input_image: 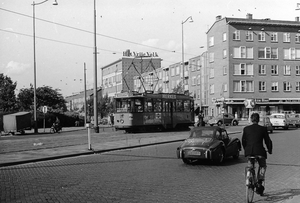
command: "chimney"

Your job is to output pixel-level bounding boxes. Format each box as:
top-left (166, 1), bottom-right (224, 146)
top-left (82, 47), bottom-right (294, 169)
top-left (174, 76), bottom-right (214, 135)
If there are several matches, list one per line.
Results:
top-left (296, 17), bottom-right (300, 22)
top-left (216, 15), bottom-right (222, 21)
top-left (246, 13), bottom-right (253, 19)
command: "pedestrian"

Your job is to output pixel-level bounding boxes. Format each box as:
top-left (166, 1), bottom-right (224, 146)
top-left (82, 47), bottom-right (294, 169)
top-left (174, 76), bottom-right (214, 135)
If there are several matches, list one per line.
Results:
top-left (197, 110), bottom-right (204, 126)
top-left (110, 113), bottom-right (114, 126)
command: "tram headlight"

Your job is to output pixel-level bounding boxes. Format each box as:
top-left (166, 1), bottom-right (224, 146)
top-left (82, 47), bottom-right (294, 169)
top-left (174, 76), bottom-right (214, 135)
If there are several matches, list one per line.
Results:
top-left (120, 119), bottom-right (124, 124)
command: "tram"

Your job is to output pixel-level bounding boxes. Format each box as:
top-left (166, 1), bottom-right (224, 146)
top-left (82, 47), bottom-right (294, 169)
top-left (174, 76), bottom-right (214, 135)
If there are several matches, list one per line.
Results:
top-left (114, 91), bottom-right (195, 132)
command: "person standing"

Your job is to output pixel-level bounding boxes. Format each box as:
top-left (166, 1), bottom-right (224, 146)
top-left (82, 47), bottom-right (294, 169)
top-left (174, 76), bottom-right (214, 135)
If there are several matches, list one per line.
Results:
top-left (242, 113), bottom-right (273, 195)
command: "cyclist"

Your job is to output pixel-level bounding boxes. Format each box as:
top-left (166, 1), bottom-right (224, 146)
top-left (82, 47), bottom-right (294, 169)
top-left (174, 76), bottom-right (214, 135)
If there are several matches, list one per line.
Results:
top-left (242, 113), bottom-right (273, 195)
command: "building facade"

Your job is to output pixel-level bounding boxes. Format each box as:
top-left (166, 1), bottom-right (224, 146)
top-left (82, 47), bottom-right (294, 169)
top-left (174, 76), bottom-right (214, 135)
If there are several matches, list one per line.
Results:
top-left (101, 49), bottom-right (162, 97)
top-left (207, 14), bottom-right (300, 119)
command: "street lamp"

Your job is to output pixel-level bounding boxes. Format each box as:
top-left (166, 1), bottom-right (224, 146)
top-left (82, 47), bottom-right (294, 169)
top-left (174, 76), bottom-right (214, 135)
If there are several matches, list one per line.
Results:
top-left (181, 16), bottom-right (193, 92)
top-left (32, 0), bottom-right (58, 133)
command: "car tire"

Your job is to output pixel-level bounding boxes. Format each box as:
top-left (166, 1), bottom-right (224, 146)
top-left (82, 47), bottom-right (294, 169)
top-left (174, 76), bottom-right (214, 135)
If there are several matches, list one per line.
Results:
top-left (214, 149), bottom-right (225, 164)
top-left (232, 120), bottom-right (238, 126)
top-left (233, 150), bottom-right (239, 159)
top-left (217, 121), bottom-right (222, 126)
top-left (210, 124), bottom-right (214, 127)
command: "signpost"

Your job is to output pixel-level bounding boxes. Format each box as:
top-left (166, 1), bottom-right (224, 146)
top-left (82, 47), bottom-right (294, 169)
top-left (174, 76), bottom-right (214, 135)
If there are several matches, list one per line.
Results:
top-left (42, 106), bottom-right (47, 132)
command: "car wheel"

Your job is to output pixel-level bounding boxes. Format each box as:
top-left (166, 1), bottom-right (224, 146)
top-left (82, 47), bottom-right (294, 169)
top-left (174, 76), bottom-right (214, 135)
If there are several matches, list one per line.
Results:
top-left (217, 121), bottom-right (222, 126)
top-left (232, 120), bottom-right (238, 126)
top-left (214, 149), bottom-right (225, 164)
top-left (284, 125), bottom-right (289, 130)
top-left (210, 124), bottom-right (214, 127)
top-left (233, 150), bottom-right (239, 159)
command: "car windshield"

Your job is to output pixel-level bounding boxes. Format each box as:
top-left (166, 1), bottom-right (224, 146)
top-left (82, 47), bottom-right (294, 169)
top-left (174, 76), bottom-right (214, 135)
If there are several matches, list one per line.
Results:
top-left (270, 114), bottom-right (285, 119)
top-left (189, 129), bottom-right (214, 138)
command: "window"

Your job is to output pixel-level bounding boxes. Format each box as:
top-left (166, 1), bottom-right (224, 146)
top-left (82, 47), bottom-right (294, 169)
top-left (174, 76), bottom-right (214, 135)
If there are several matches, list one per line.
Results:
top-left (197, 74), bottom-right (200, 84)
top-left (258, 32), bottom-right (266, 41)
top-left (233, 47), bottom-right (253, 58)
top-left (283, 65), bottom-right (291, 75)
top-left (223, 66), bottom-right (227, 75)
top-left (296, 66), bottom-right (300, 75)
top-left (209, 52), bottom-right (214, 63)
top-left (175, 65), bottom-right (180, 75)
top-left (258, 47), bottom-right (278, 59)
top-left (246, 31), bottom-right (253, 41)
top-left (283, 48), bottom-right (300, 60)
top-left (197, 89), bottom-right (200, 99)
top-left (210, 84), bottom-right (214, 94)
top-left (209, 36), bottom-right (214, 47)
top-left (223, 49), bottom-right (227, 58)
top-left (296, 34), bottom-right (300, 43)
top-left (233, 64), bottom-right (253, 75)
top-left (271, 65), bottom-right (278, 75)
top-left (223, 32), bottom-right (227, 41)
top-left (233, 30), bottom-right (240, 40)
top-left (233, 80), bottom-right (254, 92)
top-left (171, 66), bottom-right (175, 76)
top-left (296, 82), bottom-right (300, 91)
top-left (270, 32), bottom-right (278, 42)
top-left (259, 81), bottom-right (266, 91)
top-left (283, 33), bottom-right (291, 42)
top-left (283, 82), bottom-right (291, 91)
top-left (271, 82), bottom-right (278, 91)
top-left (259, 65), bottom-right (266, 75)
top-left (192, 76), bottom-right (197, 85)
top-left (209, 67), bottom-right (214, 78)
top-left (223, 83), bottom-right (228, 92)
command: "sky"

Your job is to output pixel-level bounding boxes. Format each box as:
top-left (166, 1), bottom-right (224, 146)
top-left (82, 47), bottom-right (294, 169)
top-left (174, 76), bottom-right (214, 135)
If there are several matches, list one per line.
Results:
top-left (1, 0), bottom-right (300, 97)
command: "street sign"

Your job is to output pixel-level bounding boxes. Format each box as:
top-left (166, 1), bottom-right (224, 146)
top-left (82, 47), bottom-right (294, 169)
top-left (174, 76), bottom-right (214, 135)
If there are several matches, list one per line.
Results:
top-left (42, 106), bottom-right (48, 113)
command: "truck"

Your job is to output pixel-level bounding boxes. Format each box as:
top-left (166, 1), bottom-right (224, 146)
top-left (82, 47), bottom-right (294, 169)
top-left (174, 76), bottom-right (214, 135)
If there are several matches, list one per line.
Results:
top-left (3, 112), bottom-right (32, 135)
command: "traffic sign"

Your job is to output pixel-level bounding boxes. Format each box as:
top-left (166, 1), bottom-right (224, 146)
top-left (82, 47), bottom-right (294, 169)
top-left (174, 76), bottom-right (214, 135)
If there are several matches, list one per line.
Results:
top-left (42, 106), bottom-right (48, 113)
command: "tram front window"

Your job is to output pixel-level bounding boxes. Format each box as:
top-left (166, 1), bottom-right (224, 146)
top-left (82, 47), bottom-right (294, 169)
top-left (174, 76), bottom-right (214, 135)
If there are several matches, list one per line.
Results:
top-left (116, 99), bottom-right (131, 113)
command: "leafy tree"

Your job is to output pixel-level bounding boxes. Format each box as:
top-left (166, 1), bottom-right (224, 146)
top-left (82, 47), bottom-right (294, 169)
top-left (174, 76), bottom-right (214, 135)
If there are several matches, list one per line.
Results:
top-left (17, 85), bottom-right (67, 112)
top-left (0, 73), bottom-right (17, 112)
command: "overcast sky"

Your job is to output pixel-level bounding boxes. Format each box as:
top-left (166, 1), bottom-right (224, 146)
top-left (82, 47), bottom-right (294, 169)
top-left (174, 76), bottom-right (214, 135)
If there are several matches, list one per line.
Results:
top-left (1, 0), bottom-right (300, 97)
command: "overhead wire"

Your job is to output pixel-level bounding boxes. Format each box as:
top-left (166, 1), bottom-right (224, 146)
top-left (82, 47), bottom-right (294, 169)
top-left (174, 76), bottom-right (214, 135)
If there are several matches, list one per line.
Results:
top-left (0, 7), bottom-right (198, 58)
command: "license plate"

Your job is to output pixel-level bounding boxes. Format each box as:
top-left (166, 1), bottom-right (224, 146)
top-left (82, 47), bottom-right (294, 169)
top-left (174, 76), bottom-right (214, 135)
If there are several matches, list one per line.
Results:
top-left (188, 150), bottom-right (201, 156)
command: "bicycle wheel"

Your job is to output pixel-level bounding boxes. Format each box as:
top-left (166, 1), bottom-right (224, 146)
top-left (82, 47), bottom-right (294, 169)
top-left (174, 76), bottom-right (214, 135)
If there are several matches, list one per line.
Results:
top-left (246, 170), bottom-right (255, 203)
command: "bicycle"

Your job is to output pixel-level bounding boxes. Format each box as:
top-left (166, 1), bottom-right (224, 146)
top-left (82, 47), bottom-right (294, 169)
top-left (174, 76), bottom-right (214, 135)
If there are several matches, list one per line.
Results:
top-left (245, 156), bottom-right (265, 203)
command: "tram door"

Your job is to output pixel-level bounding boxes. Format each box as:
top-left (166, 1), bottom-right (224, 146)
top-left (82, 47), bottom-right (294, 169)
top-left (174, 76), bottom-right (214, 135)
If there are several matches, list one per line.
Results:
top-left (164, 100), bottom-right (173, 128)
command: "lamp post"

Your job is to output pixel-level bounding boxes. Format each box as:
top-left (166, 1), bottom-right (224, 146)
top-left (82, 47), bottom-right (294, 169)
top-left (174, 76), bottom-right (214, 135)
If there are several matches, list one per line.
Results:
top-left (93, 0), bottom-right (99, 133)
top-left (32, 0), bottom-right (58, 133)
top-left (181, 16), bottom-right (193, 92)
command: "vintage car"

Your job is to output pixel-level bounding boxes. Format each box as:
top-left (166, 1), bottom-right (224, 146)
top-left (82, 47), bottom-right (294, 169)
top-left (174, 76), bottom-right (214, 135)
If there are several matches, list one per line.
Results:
top-left (207, 113), bottom-right (239, 126)
top-left (288, 114), bottom-right (300, 128)
top-left (269, 113), bottom-right (290, 130)
top-left (176, 126), bottom-right (241, 164)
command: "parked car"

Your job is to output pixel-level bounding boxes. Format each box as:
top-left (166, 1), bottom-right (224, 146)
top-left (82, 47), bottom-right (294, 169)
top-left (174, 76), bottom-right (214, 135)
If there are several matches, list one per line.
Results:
top-left (269, 113), bottom-right (290, 130)
top-left (260, 116), bottom-right (273, 133)
top-left (207, 113), bottom-right (239, 126)
top-left (176, 126), bottom-right (241, 164)
top-left (203, 115), bottom-right (213, 125)
top-left (288, 114), bottom-right (300, 128)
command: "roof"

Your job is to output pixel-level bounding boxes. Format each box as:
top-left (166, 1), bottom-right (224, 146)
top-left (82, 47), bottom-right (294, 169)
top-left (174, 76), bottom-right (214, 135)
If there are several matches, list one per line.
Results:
top-left (207, 16), bottom-right (300, 33)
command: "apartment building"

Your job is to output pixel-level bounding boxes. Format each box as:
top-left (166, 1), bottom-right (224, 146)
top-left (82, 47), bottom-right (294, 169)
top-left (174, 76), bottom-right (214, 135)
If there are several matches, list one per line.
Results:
top-left (101, 49), bottom-right (162, 97)
top-left (207, 14), bottom-right (300, 119)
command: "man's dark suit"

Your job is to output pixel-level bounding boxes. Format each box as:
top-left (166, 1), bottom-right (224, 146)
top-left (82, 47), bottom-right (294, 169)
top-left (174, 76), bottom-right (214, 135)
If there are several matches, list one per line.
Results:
top-left (242, 123), bottom-right (273, 158)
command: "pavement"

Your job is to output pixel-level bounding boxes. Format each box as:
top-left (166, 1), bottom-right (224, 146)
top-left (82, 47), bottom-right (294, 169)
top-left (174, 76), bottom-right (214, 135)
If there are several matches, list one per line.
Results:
top-left (0, 121), bottom-right (299, 203)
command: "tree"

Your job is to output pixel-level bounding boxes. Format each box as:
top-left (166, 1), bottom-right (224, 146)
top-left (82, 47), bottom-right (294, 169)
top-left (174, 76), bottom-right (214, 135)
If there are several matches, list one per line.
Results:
top-left (0, 73), bottom-right (17, 112)
top-left (17, 85), bottom-right (67, 112)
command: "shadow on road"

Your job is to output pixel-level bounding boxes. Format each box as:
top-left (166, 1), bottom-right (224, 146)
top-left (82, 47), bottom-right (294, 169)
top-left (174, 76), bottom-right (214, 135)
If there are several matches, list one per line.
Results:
top-left (256, 188), bottom-right (300, 202)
